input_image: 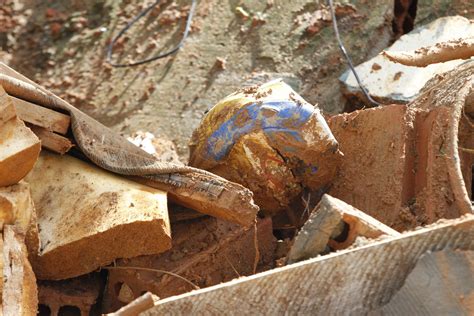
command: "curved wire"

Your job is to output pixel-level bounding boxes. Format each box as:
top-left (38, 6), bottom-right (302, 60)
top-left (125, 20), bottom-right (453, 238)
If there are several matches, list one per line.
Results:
top-left (106, 0), bottom-right (197, 67)
top-left (103, 266), bottom-right (200, 290)
top-left (327, 0), bottom-right (381, 107)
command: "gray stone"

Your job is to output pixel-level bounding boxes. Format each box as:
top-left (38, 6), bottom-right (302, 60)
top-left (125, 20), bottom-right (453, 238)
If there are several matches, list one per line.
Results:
top-left (340, 16), bottom-right (474, 104)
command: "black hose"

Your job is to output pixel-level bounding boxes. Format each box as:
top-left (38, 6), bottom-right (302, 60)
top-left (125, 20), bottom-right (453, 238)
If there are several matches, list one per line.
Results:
top-left (327, 0), bottom-right (381, 107)
top-left (106, 0), bottom-right (197, 67)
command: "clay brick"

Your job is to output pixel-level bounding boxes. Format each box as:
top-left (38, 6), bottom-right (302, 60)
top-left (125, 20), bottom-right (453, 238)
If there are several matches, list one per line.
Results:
top-left (329, 93), bottom-right (472, 232)
top-left (0, 85), bottom-right (16, 126)
top-left (0, 181), bottom-right (40, 257)
top-left (38, 274), bottom-right (101, 316)
top-left (102, 217), bottom-right (276, 313)
top-left (288, 194), bottom-right (401, 263)
top-left (328, 105), bottom-right (412, 230)
top-left (25, 151), bottom-right (171, 280)
top-left (2, 225), bottom-right (38, 315)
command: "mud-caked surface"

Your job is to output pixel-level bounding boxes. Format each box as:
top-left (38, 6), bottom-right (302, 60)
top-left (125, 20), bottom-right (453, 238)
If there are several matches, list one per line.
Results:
top-left (102, 216), bottom-right (276, 313)
top-left (328, 105), bottom-right (411, 230)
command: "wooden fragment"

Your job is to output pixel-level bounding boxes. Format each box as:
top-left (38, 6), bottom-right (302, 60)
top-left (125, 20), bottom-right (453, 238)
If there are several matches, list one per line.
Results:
top-left (25, 151), bottom-right (171, 280)
top-left (12, 96), bottom-right (70, 134)
top-left (288, 195), bottom-right (400, 263)
top-left (0, 85), bottom-right (16, 126)
top-left (142, 215), bottom-right (474, 315)
top-left (0, 118), bottom-right (41, 187)
top-left (28, 124), bottom-right (73, 154)
top-left (382, 37), bottom-right (474, 67)
top-left (3, 225), bottom-right (38, 316)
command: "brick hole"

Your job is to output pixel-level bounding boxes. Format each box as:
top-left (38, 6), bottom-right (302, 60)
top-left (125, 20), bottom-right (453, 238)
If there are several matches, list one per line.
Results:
top-left (114, 282), bottom-right (124, 296)
top-left (38, 304), bottom-right (51, 316)
top-left (332, 221), bottom-right (350, 243)
top-left (58, 305), bottom-right (81, 316)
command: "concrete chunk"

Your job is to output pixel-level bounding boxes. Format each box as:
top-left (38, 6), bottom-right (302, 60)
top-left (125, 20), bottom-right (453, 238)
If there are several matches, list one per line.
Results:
top-left (340, 16), bottom-right (474, 103)
top-left (25, 151), bottom-right (171, 280)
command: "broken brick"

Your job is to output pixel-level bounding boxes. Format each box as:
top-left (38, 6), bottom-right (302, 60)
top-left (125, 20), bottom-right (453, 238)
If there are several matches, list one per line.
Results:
top-left (25, 151), bottom-right (171, 280)
top-left (38, 273), bottom-right (101, 316)
top-left (2, 225), bottom-right (38, 315)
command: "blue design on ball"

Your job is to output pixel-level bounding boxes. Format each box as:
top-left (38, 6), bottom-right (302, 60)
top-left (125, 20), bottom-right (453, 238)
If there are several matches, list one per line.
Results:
top-left (206, 100), bottom-right (314, 161)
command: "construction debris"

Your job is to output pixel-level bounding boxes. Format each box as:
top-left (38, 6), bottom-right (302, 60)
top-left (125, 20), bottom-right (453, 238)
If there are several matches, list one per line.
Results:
top-left (382, 37), bottom-right (474, 67)
top-left (2, 225), bottom-right (38, 315)
top-left (287, 195), bottom-right (400, 263)
top-left (102, 217), bottom-right (276, 312)
top-left (25, 152), bottom-right (171, 280)
top-left (38, 274), bottom-right (101, 316)
top-left (329, 61), bottom-right (473, 231)
top-left (0, 181), bottom-right (40, 257)
top-left (340, 16), bottom-right (474, 104)
top-left (11, 96), bottom-right (70, 134)
top-left (0, 3), bottom-right (473, 314)
top-left (377, 249), bottom-right (474, 315)
top-left (0, 92), bottom-right (41, 187)
top-left (106, 292), bottom-right (159, 316)
top-left (26, 125), bottom-right (73, 154)
top-left (141, 215), bottom-right (474, 315)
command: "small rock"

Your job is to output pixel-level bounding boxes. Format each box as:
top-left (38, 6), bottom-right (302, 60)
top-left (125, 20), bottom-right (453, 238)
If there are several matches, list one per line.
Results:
top-left (235, 6), bottom-right (250, 20)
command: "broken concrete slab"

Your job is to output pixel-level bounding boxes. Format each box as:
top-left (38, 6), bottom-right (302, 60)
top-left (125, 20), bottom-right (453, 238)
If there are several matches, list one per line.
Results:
top-left (377, 249), bottom-right (474, 315)
top-left (340, 16), bottom-right (474, 104)
top-left (102, 217), bottom-right (276, 313)
top-left (288, 195), bottom-right (400, 263)
top-left (38, 273), bottom-right (101, 316)
top-left (141, 215), bottom-right (474, 315)
top-left (25, 151), bottom-right (171, 280)
top-left (3, 225), bottom-right (38, 316)
top-left (382, 37), bottom-right (474, 67)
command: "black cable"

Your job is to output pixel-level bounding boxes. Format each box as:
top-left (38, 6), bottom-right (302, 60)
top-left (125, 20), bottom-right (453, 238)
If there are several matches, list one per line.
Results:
top-left (106, 0), bottom-right (197, 68)
top-left (327, 0), bottom-right (381, 107)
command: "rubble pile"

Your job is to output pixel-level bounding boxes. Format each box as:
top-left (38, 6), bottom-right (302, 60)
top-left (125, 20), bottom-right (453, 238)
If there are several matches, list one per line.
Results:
top-left (0, 13), bottom-right (472, 316)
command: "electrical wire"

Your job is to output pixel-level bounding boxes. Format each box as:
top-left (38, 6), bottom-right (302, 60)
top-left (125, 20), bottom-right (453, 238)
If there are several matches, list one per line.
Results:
top-left (327, 0), bottom-right (381, 107)
top-left (106, 0), bottom-right (197, 67)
